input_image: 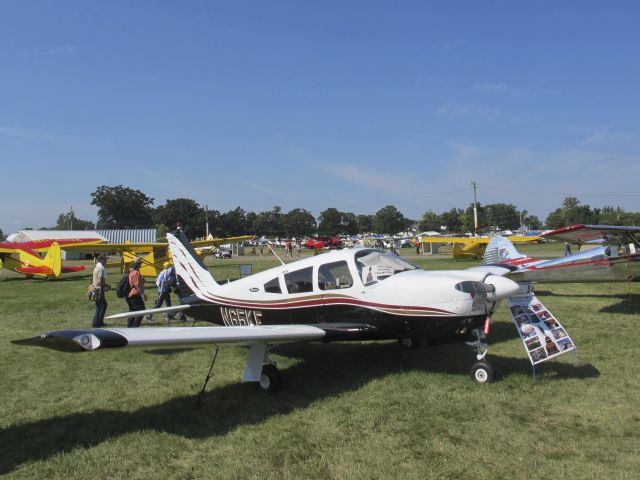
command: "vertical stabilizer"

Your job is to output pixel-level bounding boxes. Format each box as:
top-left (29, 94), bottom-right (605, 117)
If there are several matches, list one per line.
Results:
top-left (483, 236), bottom-right (526, 265)
top-left (43, 242), bottom-right (62, 277)
top-left (167, 231), bottom-right (220, 300)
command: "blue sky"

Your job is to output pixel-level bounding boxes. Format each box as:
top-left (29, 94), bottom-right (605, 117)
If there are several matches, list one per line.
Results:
top-left (1, 1), bottom-right (639, 234)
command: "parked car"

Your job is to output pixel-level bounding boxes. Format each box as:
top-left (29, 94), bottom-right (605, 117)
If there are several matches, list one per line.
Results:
top-left (213, 248), bottom-right (232, 259)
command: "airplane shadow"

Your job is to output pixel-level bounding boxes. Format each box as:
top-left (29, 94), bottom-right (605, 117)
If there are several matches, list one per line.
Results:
top-left (0, 333), bottom-right (599, 474)
top-left (534, 290), bottom-right (638, 314)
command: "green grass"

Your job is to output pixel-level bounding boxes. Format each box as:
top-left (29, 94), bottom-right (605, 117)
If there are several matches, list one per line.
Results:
top-left (1, 251), bottom-right (639, 479)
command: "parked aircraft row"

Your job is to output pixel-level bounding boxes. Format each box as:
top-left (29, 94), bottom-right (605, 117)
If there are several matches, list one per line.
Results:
top-left (0, 235), bottom-right (253, 279)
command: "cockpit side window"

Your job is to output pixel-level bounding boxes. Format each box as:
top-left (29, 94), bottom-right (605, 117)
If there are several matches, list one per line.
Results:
top-left (264, 277), bottom-right (282, 294)
top-left (318, 261), bottom-right (353, 290)
top-left (284, 266), bottom-right (313, 294)
top-left (355, 249), bottom-right (418, 285)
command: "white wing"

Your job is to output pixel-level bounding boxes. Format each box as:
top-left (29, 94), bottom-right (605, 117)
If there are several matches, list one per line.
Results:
top-left (14, 325), bottom-right (326, 352)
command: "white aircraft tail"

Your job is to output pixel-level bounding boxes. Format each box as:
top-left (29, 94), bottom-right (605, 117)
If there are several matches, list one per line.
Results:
top-left (167, 231), bottom-right (220, 300)
top-left (483, 236), bottom-right (526, 264)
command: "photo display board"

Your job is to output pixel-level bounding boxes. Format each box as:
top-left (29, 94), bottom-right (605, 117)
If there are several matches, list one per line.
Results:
top-left (508, 293), bottom-right (575, 365)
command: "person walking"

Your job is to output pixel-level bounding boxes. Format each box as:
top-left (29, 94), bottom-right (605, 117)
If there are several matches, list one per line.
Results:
top-left (126, 257), bottom-right (147, 328)
top-left (91, 254), bottom-right (110, 328)
top-left (146, 262), bottom-right (172, 323)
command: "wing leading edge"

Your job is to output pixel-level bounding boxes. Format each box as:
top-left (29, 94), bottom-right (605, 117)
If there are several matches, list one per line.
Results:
top-left (13, 325), bottom-right (326, 353)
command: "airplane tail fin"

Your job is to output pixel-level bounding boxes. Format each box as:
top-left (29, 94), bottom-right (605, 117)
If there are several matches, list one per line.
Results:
top-left (167, 231), bottom-right (220, 300)
top-left (43, 241), bottom-right (62, 277)
top-left (483, 236), bottom-right (525, 265)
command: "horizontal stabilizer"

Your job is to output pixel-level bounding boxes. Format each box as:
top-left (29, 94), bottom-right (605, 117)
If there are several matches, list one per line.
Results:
top-left (13, 325), bottom-right (326, 352)
top-left (16, 266), bottom-right (53, 275)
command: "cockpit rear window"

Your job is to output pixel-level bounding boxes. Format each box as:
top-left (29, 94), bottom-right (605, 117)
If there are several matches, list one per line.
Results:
top-left (318, 261), bottom-right (353, 290)
top-left (284, 267), bottom-right (313, 294)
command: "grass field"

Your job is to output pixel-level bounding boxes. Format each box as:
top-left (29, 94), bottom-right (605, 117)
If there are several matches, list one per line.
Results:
top-left (1, 246), bottom-right (639, 479)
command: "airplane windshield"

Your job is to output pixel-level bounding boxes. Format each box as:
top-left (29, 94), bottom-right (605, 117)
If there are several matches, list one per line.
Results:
top-left (355, 249), bottom-right (418, 285)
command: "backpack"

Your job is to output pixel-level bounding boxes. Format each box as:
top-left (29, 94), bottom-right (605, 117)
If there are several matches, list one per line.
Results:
top-left (115, 272), bottom-right (132, 298)
top-left (165, 266), bottom-right (178, 290)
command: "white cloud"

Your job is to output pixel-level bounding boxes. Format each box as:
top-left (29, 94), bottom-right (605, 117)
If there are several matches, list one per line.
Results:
top-left (474, 82), bottom-right (529, 96)
top-left (436, 102), bottom-right (501, 121)
top-left (568, 124), bottom-right (637, 146)
top-left (0, 126), bottom-right (80, 143)
top-left (26, 45), bottom-right (79, 56)
top-left (443, 38), bottom-right (464, 52)
top-left (436, 141), bottom-right (640, 218)
top-left (318, 162), bottom-right (421, 197)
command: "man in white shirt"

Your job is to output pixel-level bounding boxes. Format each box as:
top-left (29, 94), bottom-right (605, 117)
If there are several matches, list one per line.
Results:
top-left (91, 254), bottom-right (110, 328)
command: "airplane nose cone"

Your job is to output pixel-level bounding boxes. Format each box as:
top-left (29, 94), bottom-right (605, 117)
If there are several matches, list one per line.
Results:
top-left (484, 275), bottom-right (520, 301)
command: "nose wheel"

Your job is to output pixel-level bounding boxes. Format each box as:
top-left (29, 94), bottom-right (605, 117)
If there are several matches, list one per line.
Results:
top-left (470, 360), bottom-right (495, 383)
top-left (466, 328), bottom-right (496, 383)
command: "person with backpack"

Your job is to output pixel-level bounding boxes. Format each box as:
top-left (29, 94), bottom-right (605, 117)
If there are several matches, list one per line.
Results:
top-left (126, 257), bottom-right (147, 328)
top-left (146, 262), bottom-right (173, 323)
top-left (168, 263), bottom-right (187, 322)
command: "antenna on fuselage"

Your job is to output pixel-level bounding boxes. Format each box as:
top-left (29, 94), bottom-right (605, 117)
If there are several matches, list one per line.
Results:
top-left (268, 244), bottom-right (286, 266)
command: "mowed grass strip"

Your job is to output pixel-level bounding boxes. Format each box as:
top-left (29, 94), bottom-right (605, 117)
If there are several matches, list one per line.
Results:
top-left (1, 248), bottom-right (639, 479)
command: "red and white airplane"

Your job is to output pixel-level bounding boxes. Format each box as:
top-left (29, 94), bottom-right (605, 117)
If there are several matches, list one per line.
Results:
top-left (304, 236), bottom-right (342, 250)
top-left (483, 224), bottom-right (640, 283)
top-left (16, 230), bottom-right (575, 390)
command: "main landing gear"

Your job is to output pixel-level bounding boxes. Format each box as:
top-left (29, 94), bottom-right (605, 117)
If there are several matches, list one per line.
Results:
top-left (259, 363), bottom-right (282, 392)
top-left (466, 328), bottom-right (495, 383)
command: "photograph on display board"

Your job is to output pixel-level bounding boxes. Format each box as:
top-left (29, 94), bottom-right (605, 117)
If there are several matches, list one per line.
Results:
top-left (508, 293), bottom-right (576, 365)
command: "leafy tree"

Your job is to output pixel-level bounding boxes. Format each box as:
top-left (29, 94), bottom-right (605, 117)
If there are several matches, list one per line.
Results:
top-left (217, 207), bottom-right (249, 237)
top-left (340, 212), bottom-right (359, 235)
top-left (153, 198), bottom-right (206, 238)
top-left (596, 206), bottom-right (640, 226)
top-left (91, 185), bottom-right (154, 229)
top-left (318, 208), bottom-right (343, 236)
top-left (356, 214), bottom-right (374, 234)
top-left (441, 208), bottom-right (463, 233)
top-left (483, 203), bottom-right (519, 230)
top-left (0, 228), bottom-right (4, 241)
top-left (283, 208), bottom-right (317, 238)
top-left (252, 206), bottom-right (284, 238)
top-left (419, 211), bottom-right (441, 232)
top-left (545, 197), bottom-right (597, 228)
top-left (372, 205), bottom-right (408, 235)
top-left (527, 215), bottom-right (542, 230)
top-left (53, 209), bottom-right (95, 230)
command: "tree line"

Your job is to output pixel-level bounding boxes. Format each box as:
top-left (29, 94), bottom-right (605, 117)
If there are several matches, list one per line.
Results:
top-left (24, 185), bottom-right (640, 240)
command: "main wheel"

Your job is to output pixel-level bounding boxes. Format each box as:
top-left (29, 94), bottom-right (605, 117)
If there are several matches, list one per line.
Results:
top-left (258, 363), bottom-right (282, 392)
top-left (470, 361), bottom-right (495, 383)
top-left (398, 337), bottom-right (421, 349)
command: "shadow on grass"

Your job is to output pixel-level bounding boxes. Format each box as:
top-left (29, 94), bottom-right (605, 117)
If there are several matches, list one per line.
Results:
top-left (535, 290), bottom-right (638, 314)
top-left (0, 333), bottom-right (599, 474)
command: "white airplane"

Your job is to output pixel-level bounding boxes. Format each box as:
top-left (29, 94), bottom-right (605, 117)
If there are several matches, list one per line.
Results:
top-left (484, 224), bottom-right (640, 283)
top-left (15, 231), bottom-right (576, 391)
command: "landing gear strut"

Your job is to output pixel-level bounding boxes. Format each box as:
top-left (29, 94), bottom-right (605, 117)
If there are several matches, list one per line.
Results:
top-left (466, 328), bottom-right (495, 383)
top-left (243, 343), bottom-right (283, 392)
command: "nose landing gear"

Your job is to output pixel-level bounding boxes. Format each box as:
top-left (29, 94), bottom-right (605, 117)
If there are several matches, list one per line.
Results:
top-left (466, 328), bottom-right (495, 383)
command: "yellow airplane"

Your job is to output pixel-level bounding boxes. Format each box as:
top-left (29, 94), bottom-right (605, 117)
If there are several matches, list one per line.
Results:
top-left (65, 235), bottom-right (254, 277)
top-left (0, 238), bottom-right (104, 278)
top-left (419, 235), bottom-right (541, 260)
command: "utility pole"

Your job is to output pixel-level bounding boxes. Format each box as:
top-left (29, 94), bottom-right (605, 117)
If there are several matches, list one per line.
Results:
top-left (471, 181), bottom-right (478, 236)
top-left (69, 206), bottom-right (74, 230)
top-left (205, 204), bottom-right (209, 238)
